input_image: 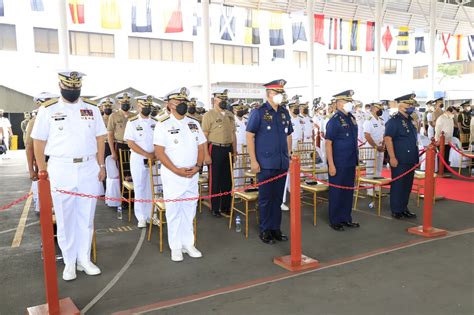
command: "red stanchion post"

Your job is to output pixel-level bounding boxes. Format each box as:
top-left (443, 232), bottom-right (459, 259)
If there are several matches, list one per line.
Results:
top-left (408, 145), bottom-right (448, 238)
top-left (26, 171), bottom-right (79, 315)
top-left (273, 155), bottom-right (320, 271)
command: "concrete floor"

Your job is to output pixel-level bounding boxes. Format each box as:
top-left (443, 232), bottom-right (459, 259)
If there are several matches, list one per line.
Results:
top-left (0, 151), bottom-right (473, 315)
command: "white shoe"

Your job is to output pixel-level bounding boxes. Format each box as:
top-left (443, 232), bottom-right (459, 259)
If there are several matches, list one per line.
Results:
top-left (77, 260), bottom-right (101, 276)
top-left (171, 249), bottom-right (184, 262)
top-left (281, 203), bottom-right (289, 211)
top-left (62, 263), bottom-right (77, 281)
top-left (137, 219), bottom-right (147, 228)
top-left (182, 246), bottom-right (202, 258)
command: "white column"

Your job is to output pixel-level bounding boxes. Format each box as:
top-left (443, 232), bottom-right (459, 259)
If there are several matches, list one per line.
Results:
top-left (58, 0), bottom-right (69, 69)
top-left (375, 0), bottom-right (382, 100)
top-left (202, 0), bottom-right (211, 108)
top-left (307, 0), bottom-right (315, 102)
top-left (428, 0), bottom-right (437, 100)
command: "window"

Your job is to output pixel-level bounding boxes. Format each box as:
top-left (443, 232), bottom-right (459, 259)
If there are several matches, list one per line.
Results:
top-left (70, 31), bottom-right (114, 57)
top-left (211, 44), bottom-right (259, 66)
top-left (327, 54), bottom-right (361, 73)
top-left (34, 28), bottom-right (59, 54)
top-left (0, 24), bottom-right (17, 51)
top-left (413, 65), bottom-right (428, 79)
top-left (293, 51), bottom-right (307, 68)
top-left (380, 58), bottom-right (402, 75)
top-left (128, 37), bottom-right (193, 62)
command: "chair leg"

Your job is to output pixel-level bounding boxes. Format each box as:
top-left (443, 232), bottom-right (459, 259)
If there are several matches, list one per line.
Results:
top-left (245, 201), bottom-right (249, 239)
top-left (354, 180), bottom-right (360, 210)
top-left (147, 204), bottom-right (154, 241)
top-left (313, 192), bottom-right (317, 226)
top-left (198, 185), bottom-right (202, 214)
top-left (159, 211), bottom-right (163, 253)
top-left (194, 217), bottom-right (197, 245)
top-left (255, 203), bottom-right (259, 225)
top-left (229, 194), bottom-right (235, 229)
top-left (128, 190), bottom-right (132, 223)
top-left (377, 190), bottom-right (381, 216)
top-left (92, 231), bottom-right (97, 263)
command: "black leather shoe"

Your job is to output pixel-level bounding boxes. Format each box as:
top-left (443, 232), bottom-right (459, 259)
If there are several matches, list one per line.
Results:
top-left (330, 224), bottom-right (344, 231)
top-left (271, 230), bottom-right (289, 241)
top-left (402, 210), bottom-right (417, 218)
top-left (211, 210), bottom-right (222, 218)
top-left (342, 222), bottom-right (360, 228)
top-left (259, 231), bottom-right (275, 244)
top-left (391, 212), bottom-right (403, 219)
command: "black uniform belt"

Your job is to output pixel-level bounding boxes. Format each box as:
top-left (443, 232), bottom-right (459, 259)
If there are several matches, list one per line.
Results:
top-left (210, 142), bottom-right (232, 147)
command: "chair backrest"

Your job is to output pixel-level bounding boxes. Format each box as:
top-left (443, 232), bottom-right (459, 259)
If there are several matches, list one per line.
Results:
top-left (296, 141), bottom-right (316, 170)
top-left (460, 133), bottom-right (470, 148)
top-left (229, 152), bottom-right (252, 189)
top-left (148, 160), bottom-right (163, 198)
top-left (358, 146), bottom-right (377, 175)
top-left (118, 148), bottom-right (131, 182)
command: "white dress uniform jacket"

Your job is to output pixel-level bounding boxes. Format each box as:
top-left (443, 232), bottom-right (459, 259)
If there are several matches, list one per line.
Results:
top-left (153, 114), bottom-right (206, 250)
top-left (235, 116), bottom-right (247, 153)
top-left (0, 116), bottom-right (11, 150)
top-left (124, 115), bottom-right (157, 222)
top-left (31, 98), bottom-right (107, 264)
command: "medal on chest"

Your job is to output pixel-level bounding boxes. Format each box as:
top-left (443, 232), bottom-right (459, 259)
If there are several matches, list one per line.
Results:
top-left (402, 120), bottom-right (410, 133)
top-left (338, 116), bottom-right (349, 128)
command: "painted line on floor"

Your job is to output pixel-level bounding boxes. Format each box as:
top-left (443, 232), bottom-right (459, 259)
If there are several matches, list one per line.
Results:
top-left (11, 193), bottom-right (32, 248)
top-left (81, 228), bottom-right (146, 315)
top-left (0, 221), bottom-right (39, 235)
top-left (112, 227), bottom-right (474, 315)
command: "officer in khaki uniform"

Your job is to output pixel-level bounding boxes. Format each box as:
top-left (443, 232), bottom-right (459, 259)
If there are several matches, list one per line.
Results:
top-left (202, 89), bottom-right (237, 217)
top-left (186, 98), bottom-right (203, 124)
top-left (99, 97), bottom-right (114, 158)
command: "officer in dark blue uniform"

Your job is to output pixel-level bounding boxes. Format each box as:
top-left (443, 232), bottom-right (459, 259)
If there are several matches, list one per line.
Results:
top-left (325, 90), bottom-right (360, 231)
top-left (246, 79), bottom-right (293, 244)
top-left (384, 94), bottom-right (418, 219)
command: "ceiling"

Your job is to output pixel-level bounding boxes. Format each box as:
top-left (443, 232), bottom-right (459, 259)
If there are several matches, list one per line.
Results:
top-left (215, 0), bottom-right (474, 35)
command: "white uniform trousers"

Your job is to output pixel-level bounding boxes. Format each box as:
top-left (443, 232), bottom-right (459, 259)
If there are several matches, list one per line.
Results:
top-left (365, 149), bottom-right (384, 195)
top-left (282, 141), bottom-right (300, 203)
top-left (31, 180), bottom-right (39, 212)
top-left (130, 153), bottom-right (152, 222)
top-left (105, 156), bottom-right (121, 207)
top-left (48, 158), bottom-right (99, 264)
top-left (161, 166), bottom-right (198, 250)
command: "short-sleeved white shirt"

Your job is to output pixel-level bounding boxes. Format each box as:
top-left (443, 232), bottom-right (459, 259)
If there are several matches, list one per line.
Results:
top-left (363, 115), bottom-right (385, 146)
top-left (290, 115), bottom-right (303, 143)
top-left (235, 116), bottom-right (247, 147)
top-left (31, 98), bottom-right (107, 157)
top-left (300, 115), bottom-right (313, 140)
top-left (153, 114), bottom-right (206, 168)
top-left (124, 115), bottom-right (156, 158)
top-left (0, 117), bottom-right (11, 137)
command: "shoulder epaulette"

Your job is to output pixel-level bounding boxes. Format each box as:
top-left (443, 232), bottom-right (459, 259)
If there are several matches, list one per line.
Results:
top-left (151, 116), bottom-right (159, 122)
top-left (42, 98), bottom-right (59, 108)
top-left (159, 114), bottom-right (170, 123)
top-left (82, 98), bottom-right (97, 106)
top-left (129, 116), bottom-right (139, 122)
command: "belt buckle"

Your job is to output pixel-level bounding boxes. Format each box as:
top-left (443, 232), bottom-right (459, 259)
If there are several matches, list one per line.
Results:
top-left (73, 158), bottom-right (83, 163)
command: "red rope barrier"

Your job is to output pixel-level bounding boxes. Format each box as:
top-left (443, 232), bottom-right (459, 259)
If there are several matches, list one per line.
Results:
top-left (437, 153), bottom-right (474, 180)
top-left (0, 192), bottom-right (32, 211)
top-left (448, 142), bottom-right (474, 159)
top-left (55, 171), bottom-right (288, 204)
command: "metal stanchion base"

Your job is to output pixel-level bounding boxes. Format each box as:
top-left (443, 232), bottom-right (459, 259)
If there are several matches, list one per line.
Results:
top-left (273, 255), bottom-right (320, 272)
top-left (27, 297), bottom-right (79, 315)
top-left (407, 226), bottom-right (448, 238)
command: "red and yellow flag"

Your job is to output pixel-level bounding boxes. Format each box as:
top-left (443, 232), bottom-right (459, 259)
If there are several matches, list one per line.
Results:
top-left (69, 0), bottom-right (84, 24)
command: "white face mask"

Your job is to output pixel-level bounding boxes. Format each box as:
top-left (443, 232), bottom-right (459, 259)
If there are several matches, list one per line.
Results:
top-left (272, 93), bottom-right (283, 105)
top-left (343, 102), bottom-right (354, 113)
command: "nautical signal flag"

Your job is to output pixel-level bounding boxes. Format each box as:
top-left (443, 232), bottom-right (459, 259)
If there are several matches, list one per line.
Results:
top-left (291, 12), bottom-right (307, 44)
top-left (220, 5), bottom-right (236, 41)
top-left (366, 21), bottom-right (375, 51)
top-left (269, 12), bottom-right (285, 46)
top-left (467, 35), bottom-right (474, 61)
top-left (69, 0), bottom-right (84, 24)
top-left (192, 4), bottom-right (201, 36)
top-left (396, 26), bottom-right (409, 54)
top-left (164, 0), bottom-right (183, 33)
top-left (244, 9), bottom-right (260, 45)
top-left (314, 14), bottom-right (325, 45)
top-left (382, 26), bottom-right (393, 52)
top-left (415, 36), bottom-right (425, 53)
top-left (455, 35), bottom-right (463, 60)
top-left (441, 33), bottom-right (451, 58)
top-left (328, 18), bottom-right (343, 50)
top-left (131, 0), bottom-right (152, 33)
top-left (30, 0), bottom-right (44, 11)
top-left (101, 0), bottom-right (121, 29)
top-left (349, 20), bottom-right (359, 51)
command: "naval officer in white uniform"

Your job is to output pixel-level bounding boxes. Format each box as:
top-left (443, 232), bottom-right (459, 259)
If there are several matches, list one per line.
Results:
top-left (31, 71), bottom-right (106, 281)
top-left (154, 87), bottom-right (206, 262)
top-left (124, 95), bottom-right (157, 228)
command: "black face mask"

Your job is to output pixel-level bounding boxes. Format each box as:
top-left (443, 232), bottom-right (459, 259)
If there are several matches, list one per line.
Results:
top-left (141, 107), bottom-right (151, 117)
top-left (376, 110), bottom-right (383, 117)
top-left (61, 88), bottom-right (81, 103)
top-left (104, 108), bottom-right (112, 115)
top-left (121, 102), bottom-right (131, 112)
top-left (303, 109), bottom-right (309, 115)
top-left (151, 110), bottom-right (158, 117)
top-left (176, 103), bottom-right (188, 116)
top-left (236, 110), bottom-right (245, 117)
top-left (293, 109), bottom-right (300, 115)
top-left (187, 106), bottom-right (196, 115)
top-left (219, 101), bottom-right (228, 110)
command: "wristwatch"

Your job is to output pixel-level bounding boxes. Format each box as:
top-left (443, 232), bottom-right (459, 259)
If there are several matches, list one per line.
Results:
top-left (100, 164), bottom-right (106, 168)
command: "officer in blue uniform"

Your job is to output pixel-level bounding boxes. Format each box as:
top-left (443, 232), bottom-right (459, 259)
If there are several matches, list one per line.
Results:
top-left (384, 94), bottom-right (418, 219)
top-left (246, 79), bottom-right (293, 244)
top-left (325, 90), bottom-right (360, 231)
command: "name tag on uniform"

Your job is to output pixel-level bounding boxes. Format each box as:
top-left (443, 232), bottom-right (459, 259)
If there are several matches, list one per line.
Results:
top-left (52, 112), bottom-right (67, 121)
top-left (80, 109), bottom-right (94, 120)
top-left (188, 122), bottom-right (198, 132)
top-left (168, 127), bottom-right (180, 134)
top-left (136, 126), bottom-right (143, 131)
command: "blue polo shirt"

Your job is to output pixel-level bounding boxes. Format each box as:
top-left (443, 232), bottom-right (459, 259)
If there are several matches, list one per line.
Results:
top-left (384, 112), bottom-right (419, 164)
top-left (246, 102), bottom-right (293, 170)
top-left (325, 110), bottom-right (358, 167)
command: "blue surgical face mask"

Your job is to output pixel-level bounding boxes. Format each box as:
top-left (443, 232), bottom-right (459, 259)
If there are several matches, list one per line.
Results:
top-left (406, 107), bottom-right (415, 115)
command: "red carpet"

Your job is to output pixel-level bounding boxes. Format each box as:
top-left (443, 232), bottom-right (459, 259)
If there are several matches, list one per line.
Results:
top-left (381, 169), bottom-right (474, 204)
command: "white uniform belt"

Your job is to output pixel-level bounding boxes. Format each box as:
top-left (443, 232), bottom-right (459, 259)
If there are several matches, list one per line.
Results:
top-left (49, 155), bottom-right (96, 163)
